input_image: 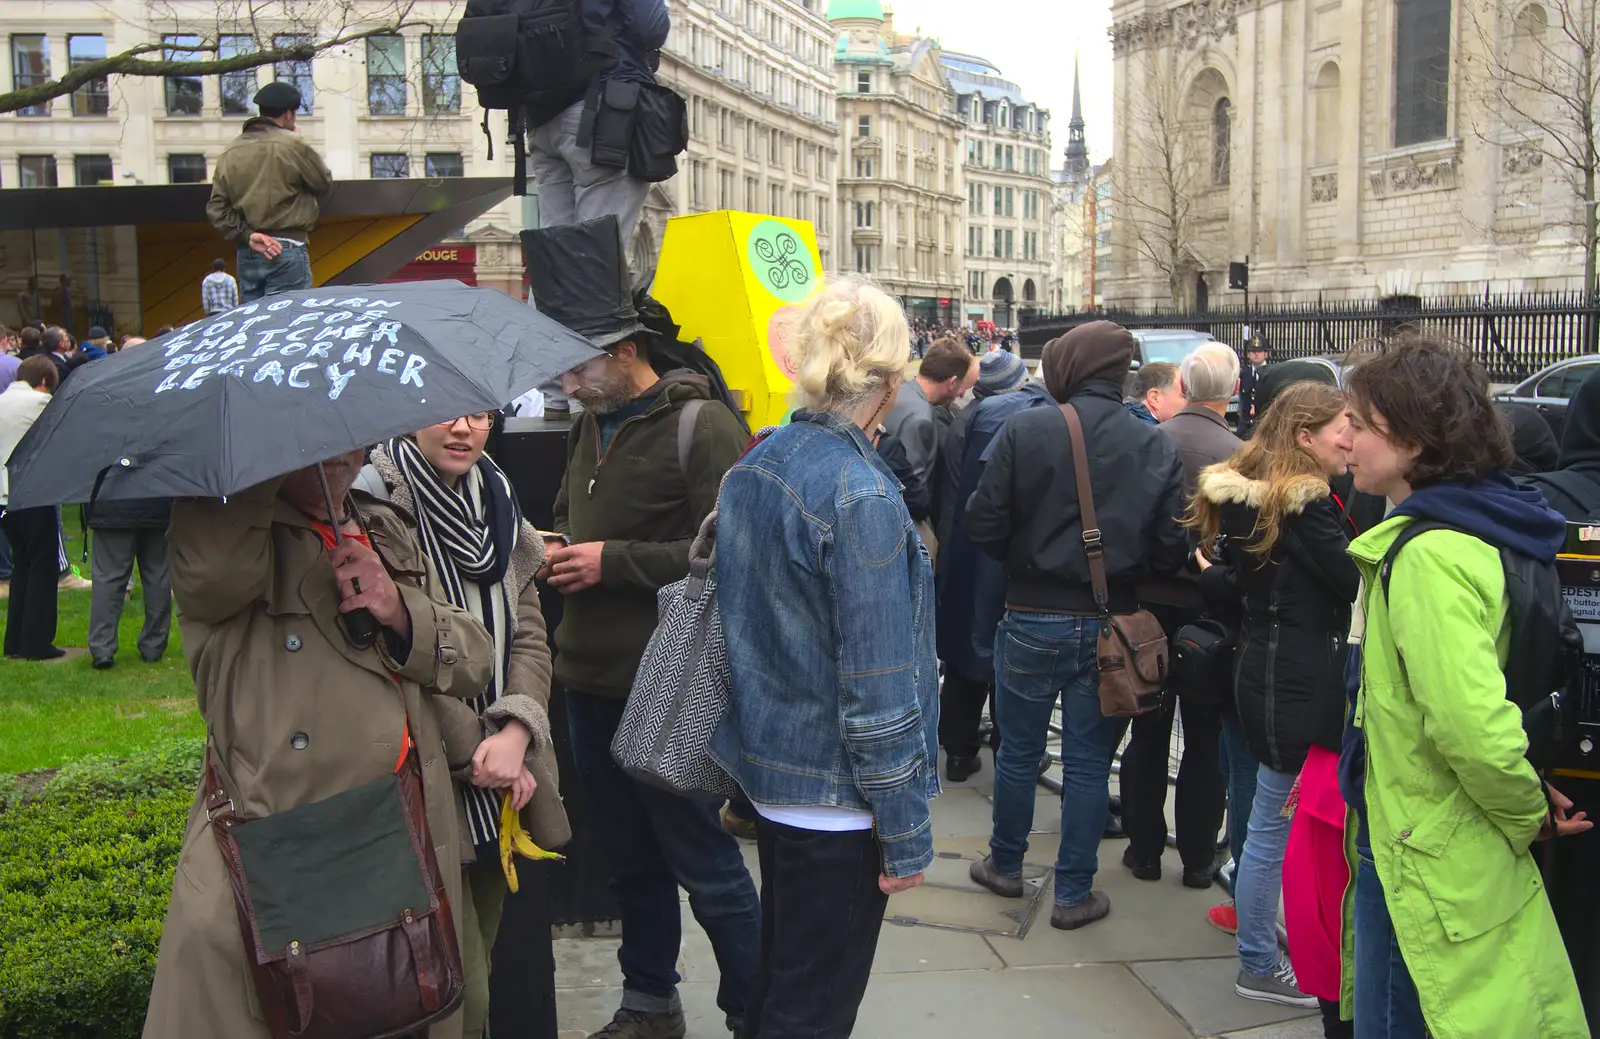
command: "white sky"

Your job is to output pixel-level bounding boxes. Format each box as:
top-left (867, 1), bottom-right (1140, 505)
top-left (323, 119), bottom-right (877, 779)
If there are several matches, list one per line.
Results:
top-left (879, 0), bottom-right (1116, 165)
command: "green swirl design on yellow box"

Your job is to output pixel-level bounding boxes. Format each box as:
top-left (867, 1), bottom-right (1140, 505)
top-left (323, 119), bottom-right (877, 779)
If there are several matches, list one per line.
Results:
top-left (746, 220), bottom-right (816, 304)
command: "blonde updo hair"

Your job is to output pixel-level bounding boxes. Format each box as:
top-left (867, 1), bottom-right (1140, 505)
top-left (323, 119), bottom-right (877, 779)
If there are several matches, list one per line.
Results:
top-left (789, 275), bottom-right (910, 414)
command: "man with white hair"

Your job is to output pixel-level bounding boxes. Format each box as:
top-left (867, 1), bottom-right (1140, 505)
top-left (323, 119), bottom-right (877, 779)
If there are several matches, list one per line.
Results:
top-left (1119, 340), bottom-right (1241, 890)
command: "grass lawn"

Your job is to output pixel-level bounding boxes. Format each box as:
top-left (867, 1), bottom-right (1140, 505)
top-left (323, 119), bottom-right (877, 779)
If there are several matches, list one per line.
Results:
top-left (0, 506), bottom-right (201, 774)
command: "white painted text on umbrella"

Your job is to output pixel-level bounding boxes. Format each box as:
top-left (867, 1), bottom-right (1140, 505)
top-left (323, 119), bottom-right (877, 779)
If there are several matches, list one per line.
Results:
top-left (153, 297), bottom-right (428, 400)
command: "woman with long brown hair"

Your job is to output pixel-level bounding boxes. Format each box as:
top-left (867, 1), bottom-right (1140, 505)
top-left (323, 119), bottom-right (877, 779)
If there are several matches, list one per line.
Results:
top-left (1192, 381), bottom-right (1360, 1013)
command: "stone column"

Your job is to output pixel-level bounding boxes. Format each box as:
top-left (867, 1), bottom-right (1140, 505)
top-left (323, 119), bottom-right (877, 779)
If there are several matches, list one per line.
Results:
top-left (1333, 0), bottom-right (1366, 268)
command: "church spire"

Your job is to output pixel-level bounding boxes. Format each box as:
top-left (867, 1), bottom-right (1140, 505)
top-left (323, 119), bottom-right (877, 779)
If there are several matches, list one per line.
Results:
top-left (1064, 53), bottom-right (1089, 188)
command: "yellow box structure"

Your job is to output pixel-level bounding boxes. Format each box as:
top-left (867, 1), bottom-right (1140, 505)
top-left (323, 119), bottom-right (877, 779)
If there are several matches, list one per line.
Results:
top-left (652, 211), bottom-right (824, 428)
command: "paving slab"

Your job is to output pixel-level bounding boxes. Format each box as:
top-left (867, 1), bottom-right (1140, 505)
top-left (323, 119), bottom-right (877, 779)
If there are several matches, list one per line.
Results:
top-left (884, 833), bottom-right (1054, 937)
top-left (1220, 1019), bottom-right (1325, 1039)
top-left (982, 844), bottom-right (1235, 967)
top-left (850, 964), bottom-right (1194, 1038)
top-left (1131, 957), bottom-right (1318, 1038)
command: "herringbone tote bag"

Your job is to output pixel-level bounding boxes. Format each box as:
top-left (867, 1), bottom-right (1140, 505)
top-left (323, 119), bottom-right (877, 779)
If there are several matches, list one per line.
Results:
top-left (611, 509), bottom-right (742, 802)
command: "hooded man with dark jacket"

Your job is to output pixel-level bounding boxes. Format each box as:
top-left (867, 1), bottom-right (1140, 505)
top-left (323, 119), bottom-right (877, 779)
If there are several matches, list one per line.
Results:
top-left (86, 496), bottom-right (172, 669)
top-left (964, 320), bottom-right (1189, 931)
top-left (205, 83), bottom-right (333, 301)
top-left (529, 216), bottom-right (760, 1039)
top-left (1525, 365), bottom-right (1600, 520)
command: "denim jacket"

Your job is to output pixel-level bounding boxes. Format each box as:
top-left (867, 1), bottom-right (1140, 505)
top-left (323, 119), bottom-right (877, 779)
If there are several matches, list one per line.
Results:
top-left (711, 408), bottom-right (940, 877)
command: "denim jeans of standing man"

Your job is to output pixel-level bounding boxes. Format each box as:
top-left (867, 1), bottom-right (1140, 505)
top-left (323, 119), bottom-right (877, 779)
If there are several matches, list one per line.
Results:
top-left (236, 241), bottom-right (313, 303)
top-left (566, 690), bottom-right (762, 1021)
top-left (1219, 711), bottom-right (1260, 896)
top-left (742, 818), bottom-right (888, 1038)
top-left (1234, 764), bottom-right (1298, 976)
top-left (1353, 851), bottom-right (1429, 1038)
top-left (989, 611), bottom-right (1128, 908)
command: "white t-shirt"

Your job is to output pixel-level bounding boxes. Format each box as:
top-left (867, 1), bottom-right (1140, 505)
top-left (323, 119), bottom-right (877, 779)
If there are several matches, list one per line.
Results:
top-left (751, 801), bottom-right (874, 832)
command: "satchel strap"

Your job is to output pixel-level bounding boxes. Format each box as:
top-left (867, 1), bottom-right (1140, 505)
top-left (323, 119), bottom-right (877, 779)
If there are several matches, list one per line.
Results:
top-left (1058, 403), bottom-right (1110, 614)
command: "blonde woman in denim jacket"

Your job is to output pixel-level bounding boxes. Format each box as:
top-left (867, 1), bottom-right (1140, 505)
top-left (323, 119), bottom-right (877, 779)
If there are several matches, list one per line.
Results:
top-left (711, 276), bottom-right (939, 1038)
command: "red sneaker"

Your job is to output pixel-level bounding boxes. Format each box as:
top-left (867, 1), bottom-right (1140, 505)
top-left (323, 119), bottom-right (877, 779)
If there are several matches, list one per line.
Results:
top-left (1208, 901), bottom-right (1238, 935)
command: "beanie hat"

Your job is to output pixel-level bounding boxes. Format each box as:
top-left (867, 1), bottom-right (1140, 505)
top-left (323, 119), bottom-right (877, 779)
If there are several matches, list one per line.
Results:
top-left (86, 326), bottom-right (108, 340)
top-left (1042, 320), bottom-right (1136, 403)
top-left (974, 349), bottom-right (1027, 399)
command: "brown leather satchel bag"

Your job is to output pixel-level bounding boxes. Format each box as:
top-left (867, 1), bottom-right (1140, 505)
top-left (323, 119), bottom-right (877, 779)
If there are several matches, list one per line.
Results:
top-left (1059, 404), bottom-right (1168, 717)
top-left (205, 740), bottom-right (465, 1039)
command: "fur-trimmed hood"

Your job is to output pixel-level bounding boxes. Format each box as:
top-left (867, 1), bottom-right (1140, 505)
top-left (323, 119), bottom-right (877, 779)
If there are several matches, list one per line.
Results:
top-left (1196, 464), bottom-right (1331, 515)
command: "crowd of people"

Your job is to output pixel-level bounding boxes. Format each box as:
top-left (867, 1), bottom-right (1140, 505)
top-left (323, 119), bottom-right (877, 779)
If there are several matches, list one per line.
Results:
top-left (0, 322), bottom-right (168, 665)
top-left (4, 7), bottom-right (1597, 1031)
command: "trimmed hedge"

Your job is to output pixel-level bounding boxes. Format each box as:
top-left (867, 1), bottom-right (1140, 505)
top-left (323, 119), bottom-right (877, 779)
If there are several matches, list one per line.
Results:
top-left (0, 739), bottom-right (201, 1039)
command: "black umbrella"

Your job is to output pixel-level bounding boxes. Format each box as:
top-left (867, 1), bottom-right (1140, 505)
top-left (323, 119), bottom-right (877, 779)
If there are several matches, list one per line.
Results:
top-left (6, 280), bottom-right (598, 508)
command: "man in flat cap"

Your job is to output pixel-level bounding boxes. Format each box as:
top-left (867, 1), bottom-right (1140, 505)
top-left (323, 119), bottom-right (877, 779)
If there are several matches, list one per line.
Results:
top-left (206, 82), bottom-right (333, 302)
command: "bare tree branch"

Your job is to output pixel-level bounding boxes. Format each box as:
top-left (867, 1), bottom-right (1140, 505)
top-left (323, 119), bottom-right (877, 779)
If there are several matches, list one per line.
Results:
top-left (0, 3), bottom-right (431, 115)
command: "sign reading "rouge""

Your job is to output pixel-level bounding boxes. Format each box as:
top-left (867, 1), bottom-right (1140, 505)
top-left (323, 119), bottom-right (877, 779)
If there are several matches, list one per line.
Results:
top-left (413, 246), bottom-right (476, 264)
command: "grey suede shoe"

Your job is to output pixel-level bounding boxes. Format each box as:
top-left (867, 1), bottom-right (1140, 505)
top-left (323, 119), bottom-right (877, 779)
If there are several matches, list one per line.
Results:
top-left (969, 854), bottom-right (1025, 898)
top-left (1051, 890), bottom-right (1112, 930)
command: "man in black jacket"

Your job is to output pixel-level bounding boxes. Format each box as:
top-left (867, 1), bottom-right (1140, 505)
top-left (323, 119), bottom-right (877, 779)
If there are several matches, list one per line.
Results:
top-left (964, 321), bottom-right (1189, 931)
top-left (1526, 366), bottom-right (1600, 519)
top-left (86, 496), bottom-right (172, 669)
top-left (1236, 340), bottom-right (1271, 437)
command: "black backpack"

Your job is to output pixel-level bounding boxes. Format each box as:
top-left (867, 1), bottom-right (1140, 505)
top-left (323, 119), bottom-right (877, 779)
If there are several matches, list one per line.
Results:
top-left (1380, 520), bottom-right (1582, 770)
top-left (455, 0), bottom-right (618, 190)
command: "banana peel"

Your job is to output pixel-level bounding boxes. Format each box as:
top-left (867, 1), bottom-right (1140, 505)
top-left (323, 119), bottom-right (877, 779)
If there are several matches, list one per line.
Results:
top-left (499, 789), bottom-right (563, 892)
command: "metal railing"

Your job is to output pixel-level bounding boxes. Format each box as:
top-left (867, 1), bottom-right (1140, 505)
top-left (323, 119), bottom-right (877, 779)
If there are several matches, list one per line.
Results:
top-left (1018, 291), bottom-right (1600, 383)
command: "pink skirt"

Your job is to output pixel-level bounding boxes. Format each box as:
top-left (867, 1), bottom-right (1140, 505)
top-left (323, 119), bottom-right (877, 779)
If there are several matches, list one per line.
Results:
top-left (1283, 745), bottom-right (1349, 1002)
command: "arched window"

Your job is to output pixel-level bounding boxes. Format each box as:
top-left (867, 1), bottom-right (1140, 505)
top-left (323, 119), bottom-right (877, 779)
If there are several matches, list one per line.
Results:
top-left (1511, 5), bottom-right (1548, 87)
top-left (1394, 0), bottom-right (1452, 146)
top-left (1213, 97), bottom-right (1232, 186)
top-left (1313, 62), bottom-right (1341, 166)
top-left (1022, 278), bottom-right (1037, 302)
top-left (992, 277), bottom-right (1014, 302)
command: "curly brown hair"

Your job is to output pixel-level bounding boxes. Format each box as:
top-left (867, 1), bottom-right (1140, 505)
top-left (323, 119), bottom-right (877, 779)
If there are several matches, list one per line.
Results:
top-left (1343, 335), bottom-right (1512, 488)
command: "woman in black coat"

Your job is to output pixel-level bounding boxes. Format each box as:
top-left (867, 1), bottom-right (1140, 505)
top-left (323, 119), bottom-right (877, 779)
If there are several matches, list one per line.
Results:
top-left (1192, 381), bottom-right (1360, 1008)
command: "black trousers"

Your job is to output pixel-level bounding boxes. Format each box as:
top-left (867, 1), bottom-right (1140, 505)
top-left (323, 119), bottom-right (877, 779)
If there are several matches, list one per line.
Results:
top-left (742, 819), bottom-right (888, 1038)
top-left (2, 506), bottom-right (60, 659)
top-left (1119, 605), bottom-right (1227, 875)
top-left (1120, 690), bottom-right (1225, 874)
top-left (939, 669), bottom-right (995, 759)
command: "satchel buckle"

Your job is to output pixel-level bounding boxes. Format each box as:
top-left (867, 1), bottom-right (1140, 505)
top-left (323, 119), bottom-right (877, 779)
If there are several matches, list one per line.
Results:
top-left (206, 797), bottom-right (235, 822)
top-left (1082, 527), bottom-right (1103, 552)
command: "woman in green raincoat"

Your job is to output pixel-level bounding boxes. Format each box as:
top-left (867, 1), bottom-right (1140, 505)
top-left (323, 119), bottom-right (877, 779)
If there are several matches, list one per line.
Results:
top-left (1335, 337), bottom-right (1589, 1039)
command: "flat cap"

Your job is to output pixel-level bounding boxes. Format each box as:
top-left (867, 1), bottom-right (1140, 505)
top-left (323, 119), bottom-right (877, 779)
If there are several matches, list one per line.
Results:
top-left (253, 81), bottom-right (302, 112)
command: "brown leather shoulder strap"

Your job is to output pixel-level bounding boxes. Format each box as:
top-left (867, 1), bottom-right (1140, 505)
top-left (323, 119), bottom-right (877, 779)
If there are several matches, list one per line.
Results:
top-left (1059, 403), bottom-right (1110, 611)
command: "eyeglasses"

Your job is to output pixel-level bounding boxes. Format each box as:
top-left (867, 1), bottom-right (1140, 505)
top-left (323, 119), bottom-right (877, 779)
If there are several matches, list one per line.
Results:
top-left (437, 412), bottom-right (496, 432)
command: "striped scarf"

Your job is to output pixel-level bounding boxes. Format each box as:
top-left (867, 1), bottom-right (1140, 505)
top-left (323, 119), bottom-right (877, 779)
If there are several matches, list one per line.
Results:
top-left (387, 434), bottom-right (520, 846)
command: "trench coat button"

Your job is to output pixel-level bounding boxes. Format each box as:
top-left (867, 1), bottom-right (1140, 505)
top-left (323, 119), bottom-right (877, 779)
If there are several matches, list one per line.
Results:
top-left (285, 634), bottom-right (303, 652)
top-left (291, 732), bottom-right (310, 750)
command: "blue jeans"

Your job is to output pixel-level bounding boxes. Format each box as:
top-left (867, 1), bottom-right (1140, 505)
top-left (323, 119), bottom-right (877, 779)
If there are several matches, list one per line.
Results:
top-left (1353, 852), bottom-right (1428, 1038)
top-left (236, 241), bottom-right (313, 302)
top-left (566, 690), bottom-right (761, 1018)
top-left (989, 611), bottom-right (1127, 907)
top-left (1235, 763), bottom-right (1298, 975)
top-left (1219, 711), bottom-right (1259, 896)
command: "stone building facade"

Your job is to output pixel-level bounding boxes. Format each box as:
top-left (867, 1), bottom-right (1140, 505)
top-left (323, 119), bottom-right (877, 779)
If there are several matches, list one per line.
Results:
top-left (1108, 0), bottom-right (1590, 306)
top-left (831, 0), bottom-right (964, 325)
top-left (943, 51), bottom-right (1053, 327)
top-left (648, 0), bottom-right (840, 280)
top-left (0, 0), bottom-right (528, 300)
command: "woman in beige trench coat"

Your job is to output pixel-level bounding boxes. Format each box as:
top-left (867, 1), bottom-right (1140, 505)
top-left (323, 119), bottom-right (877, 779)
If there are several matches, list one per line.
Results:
top-left (141, 452), bottom-right (495, 1039)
